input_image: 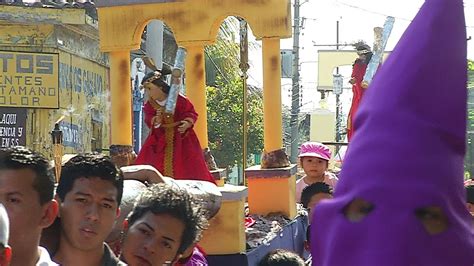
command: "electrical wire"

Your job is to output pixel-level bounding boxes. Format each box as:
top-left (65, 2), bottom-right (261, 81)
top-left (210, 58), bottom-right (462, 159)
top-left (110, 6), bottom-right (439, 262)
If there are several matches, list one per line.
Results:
top-left (335, 0), bottom-right (474, 28)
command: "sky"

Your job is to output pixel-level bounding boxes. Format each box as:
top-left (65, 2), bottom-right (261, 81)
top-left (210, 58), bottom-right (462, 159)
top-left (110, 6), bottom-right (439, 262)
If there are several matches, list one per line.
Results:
top-left (247, 0), bottom-right (474, 112)
top-left (21, 0), bottom-right (474, 114)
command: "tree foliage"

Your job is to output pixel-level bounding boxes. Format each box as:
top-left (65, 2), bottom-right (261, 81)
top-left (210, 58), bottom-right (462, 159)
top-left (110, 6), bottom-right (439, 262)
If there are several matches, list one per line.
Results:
top-left (207, 77), bottom-right (264, 169)
top-left (205, 17), bottom-right (264, 170)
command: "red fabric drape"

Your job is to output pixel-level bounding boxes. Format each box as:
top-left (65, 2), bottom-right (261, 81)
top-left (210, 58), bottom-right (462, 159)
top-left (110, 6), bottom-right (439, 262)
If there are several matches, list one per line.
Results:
top-left (135, 94), bottom-right (215, 184)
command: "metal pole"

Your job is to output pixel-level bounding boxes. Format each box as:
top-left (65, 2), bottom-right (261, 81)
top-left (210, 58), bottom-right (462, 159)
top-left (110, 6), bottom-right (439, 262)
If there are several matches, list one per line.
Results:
top-left (239, 18), bottom-right (249, 185)
top-left (335, 20), bottom-right (341, 152)
top-left (290, 0), bottom-right (301, 163)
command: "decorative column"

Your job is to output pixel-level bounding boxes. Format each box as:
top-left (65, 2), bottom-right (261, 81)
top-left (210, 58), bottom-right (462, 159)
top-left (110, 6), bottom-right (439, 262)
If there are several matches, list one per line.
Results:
top-left (185, 44), bottom-right (223, 184)
top-left (262, 37), bottom-right (283, 152)
top-left (184, 44), bottom-right (209, 148)
top-left (109, 50), bottom-right (134, 167)
top-left (246, 37), bottom-right (297, 219)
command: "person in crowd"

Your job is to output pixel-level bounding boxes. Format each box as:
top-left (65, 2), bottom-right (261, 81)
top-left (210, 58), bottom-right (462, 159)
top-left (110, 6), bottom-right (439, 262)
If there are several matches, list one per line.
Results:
top-left (105, 180), bottom-right (147, 256)
top-left (0, 204), bottom-right (11, 266)
top-left (311, 0), bottom-right (474, 264)
top-left (120, 183), bottom-right (208, 265)
top-left (53, 153), bottom-right (125, 265)
top-left (0, 146), bottom-right (58, 266)
top-left (466, 184), bottom-right (474, 216)
top-left (300, 182), bottom-right (333, 223)
top-left (303, 225), bottom-right (311, 266)
top-left (258, 249), bottom-right (305, 266)
top-left (174, 244), bottom-right (208, 266)
top-left (41, 159), bottom-right (167, 253)
top-left (134, 70), bottom-right (215, 184)
top-left (295, 142), bottom-right (338, 202)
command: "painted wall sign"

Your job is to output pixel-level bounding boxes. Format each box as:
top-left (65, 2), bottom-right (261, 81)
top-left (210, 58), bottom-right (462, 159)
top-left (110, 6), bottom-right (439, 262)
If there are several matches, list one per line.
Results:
top-left (59, 60), bottom-right (105, 96)
top-left (0, 51), bottom-right (59, 108)
top-left (0, 107), bottom-right (26, 148)
top-left (59, 121), bottom-right (82, 148)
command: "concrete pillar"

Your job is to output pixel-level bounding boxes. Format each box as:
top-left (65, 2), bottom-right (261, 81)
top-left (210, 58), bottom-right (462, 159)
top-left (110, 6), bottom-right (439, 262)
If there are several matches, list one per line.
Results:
top-left (110, 51), bottom-right (132, 145)
top-left (109, 50), bottom-right (134, 167)
top-left (184, 44), bottom-right (209, 148)
top-left (262, 37), bottom-right (283, 152)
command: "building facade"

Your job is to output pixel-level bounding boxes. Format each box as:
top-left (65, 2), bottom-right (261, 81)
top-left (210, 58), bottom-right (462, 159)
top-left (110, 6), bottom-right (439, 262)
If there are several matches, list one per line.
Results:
top-left (0, 3), bottom-right (110, 157)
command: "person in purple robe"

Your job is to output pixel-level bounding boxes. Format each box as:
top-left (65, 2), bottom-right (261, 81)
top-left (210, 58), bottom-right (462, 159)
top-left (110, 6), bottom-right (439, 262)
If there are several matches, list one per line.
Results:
top-left (310, 0), bottom-right (474, 265)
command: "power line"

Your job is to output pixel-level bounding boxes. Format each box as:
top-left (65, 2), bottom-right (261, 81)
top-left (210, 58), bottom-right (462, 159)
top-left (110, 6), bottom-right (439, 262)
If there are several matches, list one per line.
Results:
top-left (335, 0), bottom-right (474, 28)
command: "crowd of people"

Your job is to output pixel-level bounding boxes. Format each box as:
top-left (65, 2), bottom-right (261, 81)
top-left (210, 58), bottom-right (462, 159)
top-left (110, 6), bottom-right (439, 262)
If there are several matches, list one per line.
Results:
top-left (3, 137), bottom-right (469, 266)
top-left (0, 143), bottom-right (331, 266)
top-left (0, 147), bottom-right (212, 266)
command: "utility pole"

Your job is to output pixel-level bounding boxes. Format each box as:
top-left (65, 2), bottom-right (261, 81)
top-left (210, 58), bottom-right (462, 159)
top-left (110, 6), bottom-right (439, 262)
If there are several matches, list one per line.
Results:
top-left (290, 0), bottom-right (301, 163)
top-left (335, 20), bottom-right (342, 150)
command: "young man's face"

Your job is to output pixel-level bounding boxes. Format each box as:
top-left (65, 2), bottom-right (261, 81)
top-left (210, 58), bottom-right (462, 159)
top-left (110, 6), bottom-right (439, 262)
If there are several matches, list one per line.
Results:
top-left (308, 193), bottom-right (333, 223)
top-left (57, 177), bottom-right (119, 252)
top-left (122, 212), bottom-right (185, 266)
top-left (301, 157), bottom-right (328, 179)
top-left (0, 169), bottom-right (57, 255)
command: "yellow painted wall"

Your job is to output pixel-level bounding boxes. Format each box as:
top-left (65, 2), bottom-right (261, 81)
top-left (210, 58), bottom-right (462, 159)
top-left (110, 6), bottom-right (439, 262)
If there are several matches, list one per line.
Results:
top-left (317, 50), bottom-right (391, 91)
top-left (0, 18), bottom-right (110, 159)
top-left (310, 109), bottom-right (336, 143)
top-left (56, 52), bottom-right (110, 154)
top-left (0, 23), bottom-right (54, 48)
top-left (14, 51), bottom-right (111, 158)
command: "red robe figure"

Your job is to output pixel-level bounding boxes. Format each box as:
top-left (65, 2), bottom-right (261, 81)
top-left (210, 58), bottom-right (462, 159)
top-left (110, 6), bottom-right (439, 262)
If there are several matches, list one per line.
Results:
top-left (347, 44), bottom-right (373, 140)
top-left (135, 71), bottom-right (215, 184)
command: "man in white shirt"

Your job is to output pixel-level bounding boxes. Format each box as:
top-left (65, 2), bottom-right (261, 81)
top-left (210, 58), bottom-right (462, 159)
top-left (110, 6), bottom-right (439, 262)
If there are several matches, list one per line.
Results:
top-left (0, 147), bottom-right (58, 266)
top-left (0, 204), bottom-right (12, 266)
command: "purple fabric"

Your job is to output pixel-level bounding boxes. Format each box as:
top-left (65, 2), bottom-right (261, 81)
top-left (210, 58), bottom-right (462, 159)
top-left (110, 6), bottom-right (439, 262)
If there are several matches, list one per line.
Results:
top-left (183, 247), bottom-right (208, 266)
top-left (311, 0), bottom-right (474, 265)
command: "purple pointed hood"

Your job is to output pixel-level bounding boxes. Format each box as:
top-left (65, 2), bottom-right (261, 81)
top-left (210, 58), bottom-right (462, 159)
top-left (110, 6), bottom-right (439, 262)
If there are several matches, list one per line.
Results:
top-left (311, 0), bottom-right (474, 265)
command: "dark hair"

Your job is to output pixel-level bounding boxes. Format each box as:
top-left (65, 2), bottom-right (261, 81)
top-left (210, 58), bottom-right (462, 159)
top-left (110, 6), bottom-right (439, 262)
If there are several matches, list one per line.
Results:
top-left (258, 249), bottom-right (305, 266)
top-left (0, 146), bottom-right (55, 205)
top-left (56, 153), bottom-right (124, 204)
top-left (354, 43), bottom-right (373, 64)
top-left (301, 182), bottom-right (333, 208)
top-left (467, 185), bottom-right (474, 204)
top-left (127, 183), bottom-right (208, 255)
top-left (141, 72), bottom-right (171, 94)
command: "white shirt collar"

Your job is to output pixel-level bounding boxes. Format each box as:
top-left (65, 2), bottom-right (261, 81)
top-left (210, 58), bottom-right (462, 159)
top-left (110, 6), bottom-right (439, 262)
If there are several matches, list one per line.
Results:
top-left (37, 246), bottom-right (58, 266)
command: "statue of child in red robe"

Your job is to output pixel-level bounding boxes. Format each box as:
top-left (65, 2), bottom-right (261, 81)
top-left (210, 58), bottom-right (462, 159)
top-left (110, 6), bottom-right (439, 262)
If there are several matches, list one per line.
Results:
top-left (347, 43), bottom-right (373, 140)
top-left (134, 70), bottom-right (215, 184)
